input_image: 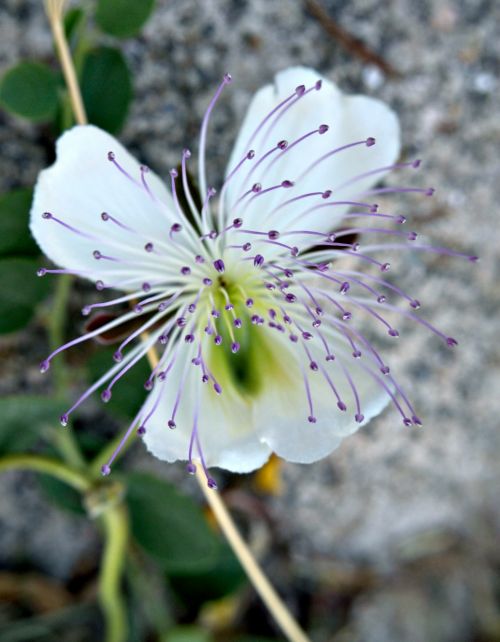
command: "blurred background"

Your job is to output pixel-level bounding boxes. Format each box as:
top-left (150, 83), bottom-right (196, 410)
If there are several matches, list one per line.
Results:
top-left (0, 0), bottom-right (498, 641)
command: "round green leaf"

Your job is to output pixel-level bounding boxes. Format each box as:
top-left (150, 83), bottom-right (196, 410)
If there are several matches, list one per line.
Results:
top-left (0, 61), bottom-right (59, 121)
top-left (0, 188), bottom-right (38, 257)
top-left (126, 472), bottom-right (219, 573)
top-left (0, 257), bottom-right (52, 333)
top-left (81, 47), bottom-right (132, 134)
top-left (96, 0), bottom-right (155, 38)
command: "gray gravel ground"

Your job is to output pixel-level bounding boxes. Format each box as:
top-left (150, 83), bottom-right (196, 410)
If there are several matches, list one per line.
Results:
top-left (0, 0), bottom-right (499, 640)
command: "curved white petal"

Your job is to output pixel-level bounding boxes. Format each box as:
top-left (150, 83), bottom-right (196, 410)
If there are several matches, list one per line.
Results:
top-left (30, 125), bottom-right (180, 290)
top-left (141, 343), bottom-right (272, 473)
top-left (224, 66), bottom-right (400, 255)
top-left (252, 333), bottom-right (389, 464)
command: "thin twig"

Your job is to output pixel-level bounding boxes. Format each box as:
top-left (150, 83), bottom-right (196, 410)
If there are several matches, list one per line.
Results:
top-left (194, 467), bottom-right (310, 642)
top-left (45, 0), bottom-right (88, 125)
top-left (304, 0), bottom-right (399, 78)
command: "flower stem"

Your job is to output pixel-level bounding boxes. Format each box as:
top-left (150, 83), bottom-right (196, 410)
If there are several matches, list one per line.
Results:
top-left (99, 505), bottom-right (129, 642)
top-left (0, 454), bottom-right (90, 491)
top-left (45, 0), bottom-right (87, 126)
top-left (194, 466), bottom-right (311, 642)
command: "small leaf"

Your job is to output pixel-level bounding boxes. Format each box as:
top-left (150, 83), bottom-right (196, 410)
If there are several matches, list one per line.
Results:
top-left (87, 348), bottom-right (149, 419)
top-left (96, 0), bottom-right (155, 38)
top-left (81, 47), bottom-right (132, 134)
top-left (38, 474), bottom-right (85, 515)
top-left (0, 257), bottom-right (52, 333)
top-left (0, 395), bottom-right (65, 454)
top-left (166, 627), bottom-right (212, 642)
top-left (0, 61), bottom-right (59, 121)
top-left (126, 472), bottom-right (219, 573)
top-left (0, 188), bottom-right (37, 257)
top-left (64, 7), bottom-right (86, 45)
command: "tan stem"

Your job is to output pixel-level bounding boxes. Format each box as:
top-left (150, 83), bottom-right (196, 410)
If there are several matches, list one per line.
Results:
top-left (45, 0), bottom-right (87, 126)
top-left (194, 466), bottom-right (310, 642)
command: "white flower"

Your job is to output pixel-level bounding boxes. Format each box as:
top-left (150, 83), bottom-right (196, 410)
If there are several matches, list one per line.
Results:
top-left (31, 67), bottom-right (474, 486)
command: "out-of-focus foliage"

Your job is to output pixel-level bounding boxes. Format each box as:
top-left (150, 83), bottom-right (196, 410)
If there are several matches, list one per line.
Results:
top-left (0, 61), bottom-right (59, 121)
top-left (95, 0), bottom-right (156, 38)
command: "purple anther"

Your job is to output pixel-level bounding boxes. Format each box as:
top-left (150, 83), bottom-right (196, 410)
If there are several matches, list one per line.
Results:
top-left (268, 230), bottom-right (280, 240)
top-left (446, 337), bottom-right (458, 347)
top-left (213, 259), bottom-right (225, 273)
top-left (176, 317), bottom-right (187, 327)
top-left (107, 151), bottom-right (115, 161)
top-left (291, 246), bottom-right (299, 256)
top-left (254, 254), bottom-right (264, 267)
top-left (181, 266), bottom-right (191, 275)
top-left (285, 292), bottom-right (297, 303)
top-left (185, 334), bottom-right (195, 343)
top-left (377, 295), bottom-right (387, 303)
top-left (252, 183), bottom-right (262, 193)
top-left (388, 328), bottom-right (399, 337)
top-left (295, 84), bottom-right (306, 96)
top-left (308, 415), bottom-right (317, 423)
top-left (340, 281), bottom-right (350, 294)
top-left (315, 79), bottom-right (322, 90)
top-left (410, 299), bottom-right (421, 309)
top-left (370, 204), bottom-right (379, 212)
top-left (134, 304), bottom-right (143, 313)
top-left (353, 350), bottom-right (362, 359)
top-left (281, 180), bottom-right (294, 188)
top-left (142, 282), bottom-right (151, 292)
top-left (137, 426), bottom-right (147, 436)
top-left (412, 159), bottom-right (421, 168)
top-left (101, 389), bottom-right (112, 402)
top-left (412, 416), bottom-right (423, 426)
top-left (322, 190), bottom-right (332, 199)
top-left (380, 365), bottom-right (390, 375)
top-left (171, 223), bottom-right (182, 233)
top-left (327, 232), bottom-right (336, 242)
top-left (403, 418), bottom-right (413, 427)
top-left (326, 354), bottom-right (335, 361)
top-left (211, 309), bottom-right (220, 318)
top-left (96, 280), bottom-right (105, 291)
top-left (408, 231), bottom-right (418, 241)
top-left (337, 401), bottom-right (347, 411)
top-left (247, 150), bottom-right (255, 159)
top-left (234, 318), bottom-right (242, 328)
top-left (145, 242), bottom-right (154, 253)
top-left (224, 72), bottom-right (232, 83)
top-left (225, 304), bottom-right (234, 311)
top-left (101, 212), bottom-right (109, 221)
top-left (81, 306), bottom-right (91, 316)
top-left (144, 378), bottom-right (154, 391)
top-left (93, 250), bottom-right (102, 259)
top-left (426, 187), bottom-right (435, 196)
top-left (168, 419), bottom-right (176, 429)
top-left (302, 332), bottom-right (313, 340)
top-left (290, 334), bottom-right (299, 342)
top-left (312, 319), bottom-right (321, 328)
top-left (355, 413), bottom-right (365, 423)
top-left (169, 168), bottom-right (178, 178)
top-left (278, 139), bottom-right (288, 150)
top-left (233, 217), bottom-right (243, 228)
top-left (214, 383), bottom-right (222, 395)
top-left (251, 314), bottom-right (260, 324)
top-left (113, 350), bottom-right (123, 363)
top-left (342, 312), bottom-right (352, 321)
top-left (366, 137), bottom-right (376, 147)
top-left (42, 212), bottom-right (52, 219)
top-left (242, 242), bottom-right (252, 251)
top-left (203, 277), bottom-right (213, 286)
top-left (310, 361), bottom-right (319, 371)
top-left (207, 477), bottom-right (218, 489)
top-left (397, 215), bottom-right (407, 224)
top-left (60, 414), bottom-right (68, 427)
top-left (231, 342), bottom-right (240, 353)
top-left (381, 262), bottom-right (391, 272)
top-left (183, 148), bottom-right (191, 159)
top-left (352, 243), bottom-right (360, 252)
top-left (195, 255), bottom-right (205, 264)
top-left (318, 124), bottom-right (329, 134)
top-left (186, 462), bottom-right (196, 474)
top-left (214, 335), bottom-right (223, 345)
top-left (246, 298), bottom-right (253, 307)
top-left (468, 255), bottom-right (479, 263)
top-left (37, 268), bottom-right (47, 277)
top-left (101, 464), bottom-right (111, 476)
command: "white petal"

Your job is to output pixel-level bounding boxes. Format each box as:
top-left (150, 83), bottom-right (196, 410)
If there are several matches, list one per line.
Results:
top-left (224, 66), bottom-right (400, 253)
top-left (31, 125), bottom-right (179, 289)
top-left (254, 336), bottom-right (390, 464)
top-left (141, 346), bottom-right (272, 473)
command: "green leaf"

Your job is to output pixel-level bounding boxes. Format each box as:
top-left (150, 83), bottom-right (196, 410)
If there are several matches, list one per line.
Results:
top-left (0, 188), bottom-right (37, 257)
top-left (0, 395), bottom-right (65, 454)
top-left (0, 61), bottom-right (59, 121)
top-left (38, 474), bottom-right (85, 515)
top-left (64, 7), bottom-right (86, 45)
top-left (88, 348), bottom-right (149, 419)
top-left (126, 472), bottom-right (219, 573)
top-left (0, 257), bottom-right (52, 333)
top-left (81, 47), bottom-right (132, 134)
top-left (170, 540), bottom-right (246, 602)
top-left (166, 627), bottom-right (212, 642)
top-left (96, 0), bottom-right (155, 38)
